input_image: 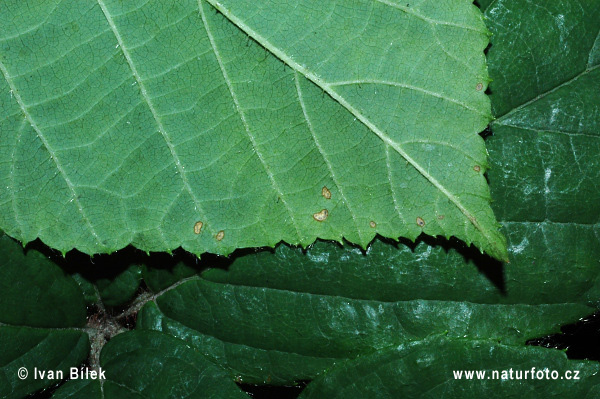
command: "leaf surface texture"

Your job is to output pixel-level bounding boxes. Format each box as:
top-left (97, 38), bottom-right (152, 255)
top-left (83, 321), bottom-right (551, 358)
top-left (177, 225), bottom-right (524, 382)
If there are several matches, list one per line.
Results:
top-left (0, 0), bottom-right (505, 258)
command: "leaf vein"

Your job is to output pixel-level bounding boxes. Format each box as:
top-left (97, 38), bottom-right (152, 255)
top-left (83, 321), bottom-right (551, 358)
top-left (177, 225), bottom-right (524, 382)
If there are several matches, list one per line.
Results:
top-left (205, 0), bottom-right (502, 257)
top-left (373, 0), bottom-right (485, 32)
top-left (8, 118), bottom-right (27, 237)
top-left (0, 59), bottom-right (105, 248)
top-left (496, 122), bottom-right (600, 139)
top-left (96, 0), bottom-right (215, 236)
top-left (385, 144), bottom-right (407, 226)
top-left (294, 71), bottom-right (364, 240)
top-left (328, 79), bottom-right (487, 116)
top-left (495, 64), bottom-right (600, 122)
top-left (198, 0), bottom-right (303, 242)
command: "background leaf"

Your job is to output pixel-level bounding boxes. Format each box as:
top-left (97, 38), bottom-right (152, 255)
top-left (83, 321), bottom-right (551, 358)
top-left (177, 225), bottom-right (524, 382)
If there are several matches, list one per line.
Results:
top-left (137, 239), bottom-right (594, 386)
top-left (299, 337), bottom-right (600, 398)
top-left (484, 0), bottom-right (600, 303)
top-left (53, 330), bottom-right (248, 399)
top-left (71, 263), bottom-right (142, 308)
top-left (0, 235), bottom-right (88, 399)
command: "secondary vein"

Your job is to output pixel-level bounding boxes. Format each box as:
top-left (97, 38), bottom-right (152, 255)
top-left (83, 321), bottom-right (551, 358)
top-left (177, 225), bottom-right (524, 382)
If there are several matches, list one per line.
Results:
top-left (329, 80), bottom-right (487, 116)
top-left (96, 0), bottom-right (214, 236)
top-left (205, 0), bottom-right (500, 253)
top-left (294, 72), bottom-right (364, 241)
top-left (0, 59), bottom-right (104, 248)
top-left (198, 0), bottom-right (304, 242)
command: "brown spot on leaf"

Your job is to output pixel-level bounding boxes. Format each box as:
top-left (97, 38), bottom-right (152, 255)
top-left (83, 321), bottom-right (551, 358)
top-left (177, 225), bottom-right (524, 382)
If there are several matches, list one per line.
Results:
top-left (193, 221), bottom-right (203, 234)
top-left (216, 230), bottom-right (225, 241)
top-left (476, 83), bottom-right (483, 91)
top-left (416, 217), bottom-right (425, 227)
top-left (369, 221), bottom-right (376, 228)
top-left (313, 209), bottom-right (328, 222)
top-left (322, 186), bottom-right (331, 199)
top-left (474, 165), bottom-right (481, 172)
top-left (438, 215), bottom-right (445, 220)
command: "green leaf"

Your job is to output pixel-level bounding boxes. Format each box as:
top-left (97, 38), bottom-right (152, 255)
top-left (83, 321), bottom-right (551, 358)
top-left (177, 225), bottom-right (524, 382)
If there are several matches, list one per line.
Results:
top-left (484, 0), bottom-right (600, 117)
top-left (93, 264), bottom-right (142, 307)
top-left (138, 256), bottom-right (592, 385)
top-left (72, 263), bottom-right (142, 308)
top-left (0, 235), bottom-right (86, 328)
top-left (0, 327), bottom-right (89, 399)
top-left (53, 330), bottom-right (248, 399)
top-left (0, 235), bottom-right (89, 399)
top-left (299, 337), bottom-right (600, 398)
top-left (142, 252), bottom-right (202, 293)
top-left (67, 250), bottom-right (160, 307)
top-left (0, 0), bottom-right (506, 260)
top-left (202, 238), bottom-right (600, 305)
top-left (483, 0), bottom-right (600, 292)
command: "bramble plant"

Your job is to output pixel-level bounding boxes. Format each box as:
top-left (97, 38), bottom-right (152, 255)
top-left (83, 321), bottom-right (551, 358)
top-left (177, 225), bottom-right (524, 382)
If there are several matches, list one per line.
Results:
top-left (0, 0), bottom-right (599, 398)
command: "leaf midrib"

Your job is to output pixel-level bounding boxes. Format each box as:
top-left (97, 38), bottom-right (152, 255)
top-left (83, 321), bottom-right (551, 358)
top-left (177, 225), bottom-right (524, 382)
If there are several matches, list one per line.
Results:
top-left (493, 63), bottom-right (600, 124)
top-left (204, 0), bottom-right (501, 255)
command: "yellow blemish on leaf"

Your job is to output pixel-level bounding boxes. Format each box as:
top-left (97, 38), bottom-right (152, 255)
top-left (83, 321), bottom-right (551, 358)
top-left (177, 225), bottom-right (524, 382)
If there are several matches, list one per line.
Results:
top-left (322, 186), bottom-right (331, 199)
top-left (194, 221), bottom-right (203, 234)
top-left (369, 221), bottom-right (376, 228)
top-left (216, 230), bottom-right (225, 241)
top-left (416, 217), bottom-right (425, 227)
top-left (313, 209), bottom-right (328, 222)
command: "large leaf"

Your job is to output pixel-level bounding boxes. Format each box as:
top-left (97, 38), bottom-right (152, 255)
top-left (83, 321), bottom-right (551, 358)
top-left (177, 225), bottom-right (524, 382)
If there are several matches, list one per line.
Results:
top-left (201, 238), bottom-right (600, 306)
top-left (0, 0), bottom-right (506, 260)
top-left (299, 337), bottom-right (600, 398)
top-left (138, 242), bottom-right (594, 386)
top-left (0, 235), bottom-right (89, 399)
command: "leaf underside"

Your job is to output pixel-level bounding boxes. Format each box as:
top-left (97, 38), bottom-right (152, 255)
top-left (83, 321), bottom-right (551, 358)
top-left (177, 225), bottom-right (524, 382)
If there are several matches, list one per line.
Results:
top-left (1, 0), bottom-right (599, 396)
top-left (0, 0), bottom-right (507, 260)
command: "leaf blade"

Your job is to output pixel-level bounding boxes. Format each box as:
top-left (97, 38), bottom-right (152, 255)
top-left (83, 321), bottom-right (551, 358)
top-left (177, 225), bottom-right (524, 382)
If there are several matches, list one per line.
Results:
top-left (0, 0), bottom-right (505, 259)
top-left (138, 267), bottom-right (592, 385)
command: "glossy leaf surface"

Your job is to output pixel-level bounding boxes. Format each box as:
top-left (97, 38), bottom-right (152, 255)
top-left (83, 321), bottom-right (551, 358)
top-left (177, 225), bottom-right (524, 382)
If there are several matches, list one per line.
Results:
top-left (300, 337), bottom-right (600, 398)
